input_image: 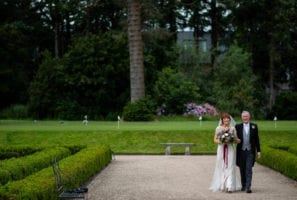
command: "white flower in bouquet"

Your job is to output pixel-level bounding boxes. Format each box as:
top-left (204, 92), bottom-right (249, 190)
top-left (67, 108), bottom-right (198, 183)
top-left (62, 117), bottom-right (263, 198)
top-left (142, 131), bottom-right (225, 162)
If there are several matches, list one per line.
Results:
top-left (219, 131), bottom-right (235, 143)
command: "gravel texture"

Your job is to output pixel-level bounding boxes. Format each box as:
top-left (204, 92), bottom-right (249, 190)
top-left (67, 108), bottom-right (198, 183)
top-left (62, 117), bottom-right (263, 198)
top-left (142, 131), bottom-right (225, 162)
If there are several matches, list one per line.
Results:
top-left (86, 155), bottom-right (297, 200)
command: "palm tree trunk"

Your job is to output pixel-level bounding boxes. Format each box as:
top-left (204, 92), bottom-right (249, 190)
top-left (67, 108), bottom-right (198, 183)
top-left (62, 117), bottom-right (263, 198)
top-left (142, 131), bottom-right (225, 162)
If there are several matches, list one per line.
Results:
top-left (127, 0), bottom-right (145, 102)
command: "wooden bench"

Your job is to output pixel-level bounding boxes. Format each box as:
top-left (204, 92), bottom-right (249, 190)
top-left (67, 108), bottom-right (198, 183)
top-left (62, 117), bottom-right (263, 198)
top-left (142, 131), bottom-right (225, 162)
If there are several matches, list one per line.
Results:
top-left (160, 143), bottom-right (196, 155)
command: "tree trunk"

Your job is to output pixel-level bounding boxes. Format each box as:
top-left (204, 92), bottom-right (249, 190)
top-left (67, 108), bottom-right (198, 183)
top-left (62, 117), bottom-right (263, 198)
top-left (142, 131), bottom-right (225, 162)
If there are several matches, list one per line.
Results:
top-left (210, 0), bottom-right (218, 68)
top-left (54, 21), bottom-right (59, 57)
top-left (127, 0), bottom-right (145, 102)
top-left (268, 39), bottom-right (275, 110)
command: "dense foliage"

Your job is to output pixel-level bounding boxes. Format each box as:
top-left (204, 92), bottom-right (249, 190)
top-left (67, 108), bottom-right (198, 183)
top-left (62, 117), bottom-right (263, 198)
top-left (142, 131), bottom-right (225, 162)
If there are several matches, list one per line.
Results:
top-left (0, 147), bottom-right (71, 185)
top-left (271, 92), bottom-right (297, 120)
top-left (0, 145), bottom-right (112, 199)
top-left (29, 33), bottom-right (130, 119)
top-left (213, 44), bottom-right (263, 117)
top-left (154, 67), bottom-right (200, 115)
top-left (258, 146), bottom-right (297, 180)
top-left (1, 0), bottom-right (297, 119)
top-left (123, 96), bottom-right (157, 121)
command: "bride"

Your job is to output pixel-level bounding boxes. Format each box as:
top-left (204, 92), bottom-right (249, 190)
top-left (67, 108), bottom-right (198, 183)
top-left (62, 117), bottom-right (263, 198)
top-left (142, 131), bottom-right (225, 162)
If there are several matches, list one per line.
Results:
top-left (209, 113), bottom-right (241, 193)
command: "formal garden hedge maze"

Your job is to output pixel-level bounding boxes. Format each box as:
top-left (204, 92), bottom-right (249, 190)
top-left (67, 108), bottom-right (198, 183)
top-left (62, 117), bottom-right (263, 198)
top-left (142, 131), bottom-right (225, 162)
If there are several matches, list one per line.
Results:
top-left (0, 145), bottom-right (112, 199)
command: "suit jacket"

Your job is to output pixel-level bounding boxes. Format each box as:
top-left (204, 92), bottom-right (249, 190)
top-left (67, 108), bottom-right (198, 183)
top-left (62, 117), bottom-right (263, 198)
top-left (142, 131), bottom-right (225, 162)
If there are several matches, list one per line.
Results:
top-left (235, 122), bottom-right (261, 167)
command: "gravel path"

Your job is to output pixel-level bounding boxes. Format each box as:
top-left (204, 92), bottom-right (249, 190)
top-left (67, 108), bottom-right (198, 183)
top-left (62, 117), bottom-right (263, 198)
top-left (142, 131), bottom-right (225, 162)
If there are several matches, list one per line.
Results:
top-left (86, 155), bottom-right (297, 200)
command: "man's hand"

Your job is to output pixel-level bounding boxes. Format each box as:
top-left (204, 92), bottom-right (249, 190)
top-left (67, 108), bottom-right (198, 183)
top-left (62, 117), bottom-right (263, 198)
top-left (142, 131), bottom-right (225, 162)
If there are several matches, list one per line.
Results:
top-left (257, 152), bottom-right (261, 159)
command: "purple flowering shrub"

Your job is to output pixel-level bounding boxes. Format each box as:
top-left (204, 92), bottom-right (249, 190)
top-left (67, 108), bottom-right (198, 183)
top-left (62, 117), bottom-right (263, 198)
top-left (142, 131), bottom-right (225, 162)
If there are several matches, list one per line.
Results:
top-left (184, 103), bottom-right (218, 117)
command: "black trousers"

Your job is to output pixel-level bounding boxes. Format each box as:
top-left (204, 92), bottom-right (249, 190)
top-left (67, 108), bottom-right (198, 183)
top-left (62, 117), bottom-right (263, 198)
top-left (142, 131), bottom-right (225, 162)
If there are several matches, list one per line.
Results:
top-left (239, 150), bottom-right (254, 189)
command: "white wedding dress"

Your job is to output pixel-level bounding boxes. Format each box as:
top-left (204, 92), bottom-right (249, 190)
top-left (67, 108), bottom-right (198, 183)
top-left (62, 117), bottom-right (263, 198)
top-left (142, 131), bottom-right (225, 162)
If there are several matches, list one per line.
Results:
top-left (209, 126), bottom-right (241, 192)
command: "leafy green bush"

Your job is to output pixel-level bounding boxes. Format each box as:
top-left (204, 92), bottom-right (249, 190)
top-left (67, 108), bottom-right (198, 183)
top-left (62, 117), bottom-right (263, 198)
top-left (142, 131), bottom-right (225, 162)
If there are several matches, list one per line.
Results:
top-left (0, 152), bottom-right (20, 160)
top-left (269, 145), bottom-right (289, 151)
top-left (0, 145), bottom-right (42, 160)
top-left (55, 99), bottom-right (82, 120)
top-left (58, 145), bottom-right (112, 189)
top-left (105, 112), bottom-right (119, 121)
top-left (123, 97), bottom-right (157, 121)
top-left (0, 145), bottom-right (112, 200)
top-left (0, 104), bottom-right (29, 119)
top-left (0, 147), bottom-right (71, 185)
top-left (153, 67), bottom-right (200, 115)
top-left (272, 92), bottom-right (297, 120)
top-left (257, 146), bottom-right (297, 180)
top-left (288, 146), bottom-right (297, 156)
top-left (213, 44), bottom-right (262, 116)
top-left (267, 144), bottom-right (297, 156)
top-left (29, 32), bottom-right (129, 120)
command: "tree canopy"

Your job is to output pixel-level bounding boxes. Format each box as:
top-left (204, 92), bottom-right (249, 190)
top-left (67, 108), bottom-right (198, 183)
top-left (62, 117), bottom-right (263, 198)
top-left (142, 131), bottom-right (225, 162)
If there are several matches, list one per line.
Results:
top-left (1, 0), bottom-right (296, 119)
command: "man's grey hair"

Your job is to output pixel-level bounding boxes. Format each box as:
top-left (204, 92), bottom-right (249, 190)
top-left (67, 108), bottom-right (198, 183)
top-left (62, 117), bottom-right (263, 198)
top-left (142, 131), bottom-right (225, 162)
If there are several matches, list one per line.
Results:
top-left (242, 110), bottom-right (250, 116)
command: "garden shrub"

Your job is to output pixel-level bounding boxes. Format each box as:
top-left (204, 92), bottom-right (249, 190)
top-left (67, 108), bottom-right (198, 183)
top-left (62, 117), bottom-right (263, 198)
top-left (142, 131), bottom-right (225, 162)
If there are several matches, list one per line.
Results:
top-left (257, 146), bottom-right (297, 180)
top-left (288, 146), bottom-right (297, 156)
top-left (0, 104), bottom-right (29, 119)
top-left (58, 145), bottom-right (112, 189)
top-left (62, 145), bottom-right (85, 155)
top-left (269, 145), bottom-right (289, 151)
top-left (0, 145), bottom-right (112, 200)
top-left (123, 97), bottom-right (156, 121)
top-left (0, 151), bottom-right (21, 160)
top-left (29, 32), bottom-right (129, 120)
top-left (0, 165), bottom-right (58, 200)
top-left (0, 147), bottom-right (71, 185)
top-left (267, 145), bottom-right (297, 156)
top-left (0, 145), bottom-right (42, 159)
top-left (153, 67), bottom-right (200, 115)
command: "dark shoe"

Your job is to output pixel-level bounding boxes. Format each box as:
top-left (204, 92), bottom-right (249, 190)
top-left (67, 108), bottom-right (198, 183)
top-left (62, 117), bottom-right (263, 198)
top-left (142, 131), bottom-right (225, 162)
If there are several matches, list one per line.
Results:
top-left (246, 189), bottom-right (252, 193)
top-left (241, 187), bottom-right (246, 191)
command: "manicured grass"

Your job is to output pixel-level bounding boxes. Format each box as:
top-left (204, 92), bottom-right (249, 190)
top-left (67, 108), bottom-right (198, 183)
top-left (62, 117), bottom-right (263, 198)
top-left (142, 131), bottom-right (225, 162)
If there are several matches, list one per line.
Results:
top-left (1, 120), bottom-right (297, 154)
top-left (1, 119), bottom-right (296, 131)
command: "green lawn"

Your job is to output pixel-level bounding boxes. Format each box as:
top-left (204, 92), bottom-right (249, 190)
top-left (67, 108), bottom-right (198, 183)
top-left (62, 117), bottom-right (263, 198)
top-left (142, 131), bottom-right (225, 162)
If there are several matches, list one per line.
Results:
top-left (1, 119), bottom-right (296, 131)
top-left (1, 120), bottom-right (297, 154)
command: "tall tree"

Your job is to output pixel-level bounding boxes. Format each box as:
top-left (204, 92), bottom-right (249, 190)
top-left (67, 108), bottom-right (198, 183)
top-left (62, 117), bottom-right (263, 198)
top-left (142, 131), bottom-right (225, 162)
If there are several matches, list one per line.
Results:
top-left (213, 44), bottom-right (260, 116)
top-left (81, 0), bottom-right (125, 34)
top-left (127, 0), bottom-right (145, 102)
top-left (34, 0), bottom-right (81, 57)
top-left (182, 0), bottom-right (231, 68)
top-left (29, 32), bottom-right (130, 119)
top-left (229, 0), bottom-right (297, 110)
top-left (0, 0), bottom-right (49, 109)
top-left (206, 0), bottom-right (230, 68)
top-left (180, 0), bottom-right (206, 49)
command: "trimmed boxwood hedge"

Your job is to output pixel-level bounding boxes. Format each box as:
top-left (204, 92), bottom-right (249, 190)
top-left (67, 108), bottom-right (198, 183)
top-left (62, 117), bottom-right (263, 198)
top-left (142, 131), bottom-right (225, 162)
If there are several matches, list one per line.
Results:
top-left (0, 145), bottom-right (42, 160)
top-left (270, 145), bottom-right (297, 156)
top-left (257, 146), bottom-right (297, 180)
top-left (0, 146), bottom-right (71, 185)
top-left (288, 146), bottom-right (297, 156)
top-left (0, 145), bottom-right (112, 200)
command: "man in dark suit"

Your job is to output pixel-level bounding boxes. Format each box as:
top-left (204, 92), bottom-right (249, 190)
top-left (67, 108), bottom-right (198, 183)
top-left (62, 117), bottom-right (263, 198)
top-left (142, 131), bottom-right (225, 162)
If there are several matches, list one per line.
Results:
top-left (235, 111), bottom-right (261, 193)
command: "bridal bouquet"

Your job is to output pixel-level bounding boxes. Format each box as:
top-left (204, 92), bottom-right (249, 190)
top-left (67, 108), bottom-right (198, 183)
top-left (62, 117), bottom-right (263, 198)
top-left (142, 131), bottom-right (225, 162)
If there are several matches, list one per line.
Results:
top-left (219, 131), bottom-right (235, 143)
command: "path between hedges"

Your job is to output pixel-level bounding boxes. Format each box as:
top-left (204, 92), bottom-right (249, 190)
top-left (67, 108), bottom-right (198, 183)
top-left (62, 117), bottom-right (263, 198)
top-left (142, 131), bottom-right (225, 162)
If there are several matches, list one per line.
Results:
top-left (86, 155), bottom-right (297, 200)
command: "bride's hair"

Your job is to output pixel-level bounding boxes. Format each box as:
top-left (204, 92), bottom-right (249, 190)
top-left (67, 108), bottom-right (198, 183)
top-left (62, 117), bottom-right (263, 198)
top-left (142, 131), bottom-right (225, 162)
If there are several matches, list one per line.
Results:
top-left (218, 113), bottom-right (236, 126)
top-left (220, 113), bottom-right (231, 122)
